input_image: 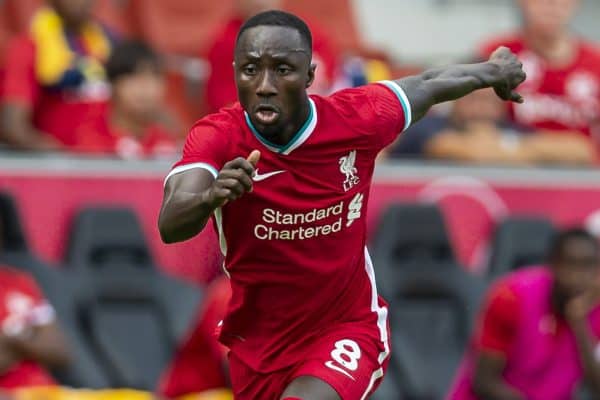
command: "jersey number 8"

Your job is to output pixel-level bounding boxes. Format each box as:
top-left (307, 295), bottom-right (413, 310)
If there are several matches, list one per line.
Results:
top-left (325, 339), bottom-right (362, 379)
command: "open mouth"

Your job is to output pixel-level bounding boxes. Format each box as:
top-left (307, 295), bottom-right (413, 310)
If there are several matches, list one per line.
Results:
top-left (254, 105), bottom-right (280, 125)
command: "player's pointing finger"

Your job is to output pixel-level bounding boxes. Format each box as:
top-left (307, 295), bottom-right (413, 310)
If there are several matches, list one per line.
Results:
top-left (247, 150), bottom-right (261, 168)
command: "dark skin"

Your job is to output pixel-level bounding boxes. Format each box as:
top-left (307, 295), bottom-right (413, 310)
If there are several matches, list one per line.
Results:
top-left (0, 324), bottom-right (71, 374)
top-left (158, 24), bottom-right (526, 398)
top-left (0, 216), bottom-right (71, 377)
top-left (473, 237), bottom-right (600, 400)
top-left (0, 0), bottom-right (94, 151)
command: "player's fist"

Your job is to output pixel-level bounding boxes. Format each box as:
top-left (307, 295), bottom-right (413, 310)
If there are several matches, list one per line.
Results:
top-left (489, 46), bottom-right (527, 103)
top-left (207, 150), bottom-right (261, 207)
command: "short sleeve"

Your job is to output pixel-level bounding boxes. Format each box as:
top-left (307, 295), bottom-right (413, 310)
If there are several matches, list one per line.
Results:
top-left (328, 82), bottom-right (412, 151)
top-left (164, 114), bottom-right (234, 184)
top-left (1, 36), bottom-right (39, 106)
top-left (475, 283), bottom-right (520, 355)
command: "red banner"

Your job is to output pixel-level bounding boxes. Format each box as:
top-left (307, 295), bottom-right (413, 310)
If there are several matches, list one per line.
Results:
top-left (2, 164), bottom-right (600, 283)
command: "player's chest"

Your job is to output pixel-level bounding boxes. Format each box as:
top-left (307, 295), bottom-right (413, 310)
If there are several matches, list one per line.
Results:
top-left (247, 147), bottom-right (373, 200)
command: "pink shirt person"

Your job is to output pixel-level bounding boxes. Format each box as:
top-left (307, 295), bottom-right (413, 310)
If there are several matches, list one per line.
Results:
top-left (448, 266), bottom-right (600, 399)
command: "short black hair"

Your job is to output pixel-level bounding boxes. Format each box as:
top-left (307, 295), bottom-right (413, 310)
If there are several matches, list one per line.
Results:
top-left (549, 227), bottom-right (599, 262)
top-left (105, 40), bottom-right (162, 82)
top-left (236, 10), bottom-right (312, 55)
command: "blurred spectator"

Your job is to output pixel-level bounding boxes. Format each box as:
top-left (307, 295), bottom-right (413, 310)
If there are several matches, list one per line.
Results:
top-left (480, 0), bottom-right (600, 148)
top-left (0, 212), bottom-right (70, 390)
top-left (0, 0), bottom-right (115, 151)
top-left (389, 87), bottom-right (595, 165)
top-left (159, 276), bottom-right (231, 397)
top-left (449, 228), bottom-right (600, 400)
top-left (72, 40), bottom-right (178, 159)
top-left (203, 0), bottom-right (340, 114)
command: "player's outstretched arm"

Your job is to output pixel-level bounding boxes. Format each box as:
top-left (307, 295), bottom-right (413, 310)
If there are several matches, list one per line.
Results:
top-left (396, 46), bottom-right (526, 123)
top-left (159, 151), bottom-right (260, 244)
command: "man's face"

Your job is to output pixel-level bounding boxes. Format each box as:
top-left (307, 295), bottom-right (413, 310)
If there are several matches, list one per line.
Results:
top-left (48, 0), bottom-right (94, 28)
top-left (552, 237), bottom-right (600, 309)
top-left (113, 65), bottom-right (165, 130)
top-left (519, 0), bottom-right (579, 37)
top-left (234, 25), bottom-right (315, 139)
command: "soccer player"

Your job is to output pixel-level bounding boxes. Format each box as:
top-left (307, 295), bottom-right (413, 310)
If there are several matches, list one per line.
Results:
top-left (158, 10), bottom-right (526, 400)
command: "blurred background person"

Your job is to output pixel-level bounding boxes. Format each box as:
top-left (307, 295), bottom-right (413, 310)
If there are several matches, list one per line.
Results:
top-left (449, 228), bottom-right (600, 400)
top-left (203, 0), bottom-right (340, 114)
top-left (0, 211), bottom-right (71, 390)
top-left (479, 0), bottom-right (600, 151)
top-left (1, 265), bottom-right (70, 391)
top-left (389, 87), bottom-right (595, 165)
top-left (72, 40), bottom-right (178, 159)
top-left (0, 195), bottom-right (72, 392)
top-left (0, 0), bottom-right (115, 151)
top-left (159, 275), bottom-right (231, 398)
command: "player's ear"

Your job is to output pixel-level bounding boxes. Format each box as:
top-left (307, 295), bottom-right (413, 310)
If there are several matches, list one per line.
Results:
top-left (306, 63), bottom-right (316, 88)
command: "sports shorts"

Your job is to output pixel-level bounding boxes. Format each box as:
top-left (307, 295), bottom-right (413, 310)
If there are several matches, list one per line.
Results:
top-left (228, 323), bottom-right (390, 400)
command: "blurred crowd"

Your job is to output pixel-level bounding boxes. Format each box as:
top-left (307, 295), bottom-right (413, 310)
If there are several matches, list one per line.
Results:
top-left (1, 0), bottom-right (599, 165)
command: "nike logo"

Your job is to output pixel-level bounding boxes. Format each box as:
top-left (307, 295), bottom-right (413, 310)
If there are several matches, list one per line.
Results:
top-left (252, 169), bottom-right (286, 182)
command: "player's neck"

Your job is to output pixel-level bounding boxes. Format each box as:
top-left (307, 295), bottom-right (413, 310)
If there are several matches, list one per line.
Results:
top-left (270, 98), bottom-right (312, 146)
top-left (525, 28), bottom-right (577, 67)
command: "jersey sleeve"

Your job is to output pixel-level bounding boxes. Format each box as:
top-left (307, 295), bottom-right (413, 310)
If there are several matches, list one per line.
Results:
top-left (475, 282), bottom-right (520, 356)
top-left (164, 114), bottom-right (234, 184)
top-left (328, 82), bottom-right (412, 151)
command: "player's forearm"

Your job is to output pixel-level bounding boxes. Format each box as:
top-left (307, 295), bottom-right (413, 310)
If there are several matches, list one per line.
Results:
top-left (473, 354), bottom-right (525, 400)
top-left (570, 317), bottom-right (600, 396)
top-left (472, 379), bottom-right (526, 400)
top-left (158, 190), bottom-right (216, 244)
top-left (525, 133), bottom-right (596, 165)
top-left (6, 327), bottom-right (70, 369)
top-left (0, 104), bottom-right (60, 150)
top-left (396, 62), bottom-right (503, 122)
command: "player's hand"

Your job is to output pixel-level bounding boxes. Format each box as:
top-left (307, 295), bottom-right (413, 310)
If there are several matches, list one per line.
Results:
top-left (0, 334), bottom-right (20, 374)
top-left (566, 280), bottom-right (600, 324)
top-left (207, 150), bottom-right (261, 208)
top-left (488, 46), bottom-right (527, 104)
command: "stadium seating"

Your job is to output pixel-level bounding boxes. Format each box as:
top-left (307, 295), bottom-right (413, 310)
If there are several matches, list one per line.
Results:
top-left (487, 216), bottom-right (556, 279)
top-left (0, 191), bottom-right (28, 256)
top-left (65, 207), bottom-right (154, 269)
top-left (370, 202), bottom-right (484, 399)
top-left (0, 191), bottom-right (112, 388)
top-left (370, 202), bottom-right (456, 270)
top-left (64, 206), bottom-right (202, 390)
top-left (373, 261), bottom-right (485, 400)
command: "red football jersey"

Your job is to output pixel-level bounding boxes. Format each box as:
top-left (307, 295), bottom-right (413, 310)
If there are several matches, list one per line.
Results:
top-left (166, 82), bottom-right (411, 373)
top-left (480, 34), bottom-right (600, 140)
top-left (0, 266), bottom-right (56, 389)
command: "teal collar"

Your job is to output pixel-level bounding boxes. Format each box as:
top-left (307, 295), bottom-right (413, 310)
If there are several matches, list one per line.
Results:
top-left (244, 98), bottom-right (317, 155)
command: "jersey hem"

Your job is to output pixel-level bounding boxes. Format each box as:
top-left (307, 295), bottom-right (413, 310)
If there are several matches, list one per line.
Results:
top-left (164, 162), bottom-right (219, 186)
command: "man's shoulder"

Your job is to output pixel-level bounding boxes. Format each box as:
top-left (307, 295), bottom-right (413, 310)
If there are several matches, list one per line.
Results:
top-left (190, 104), bottom-right (245, 133)
top-left (0, 265), bottom-right (37, 288)
top-left (498, 266), bottom-right (552, 293)
top-left (318, 83), bottom-right (392, 113)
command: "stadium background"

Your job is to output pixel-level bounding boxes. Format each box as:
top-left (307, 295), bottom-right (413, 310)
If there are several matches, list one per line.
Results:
top-left (1, 0), bottom-right (600, 399)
